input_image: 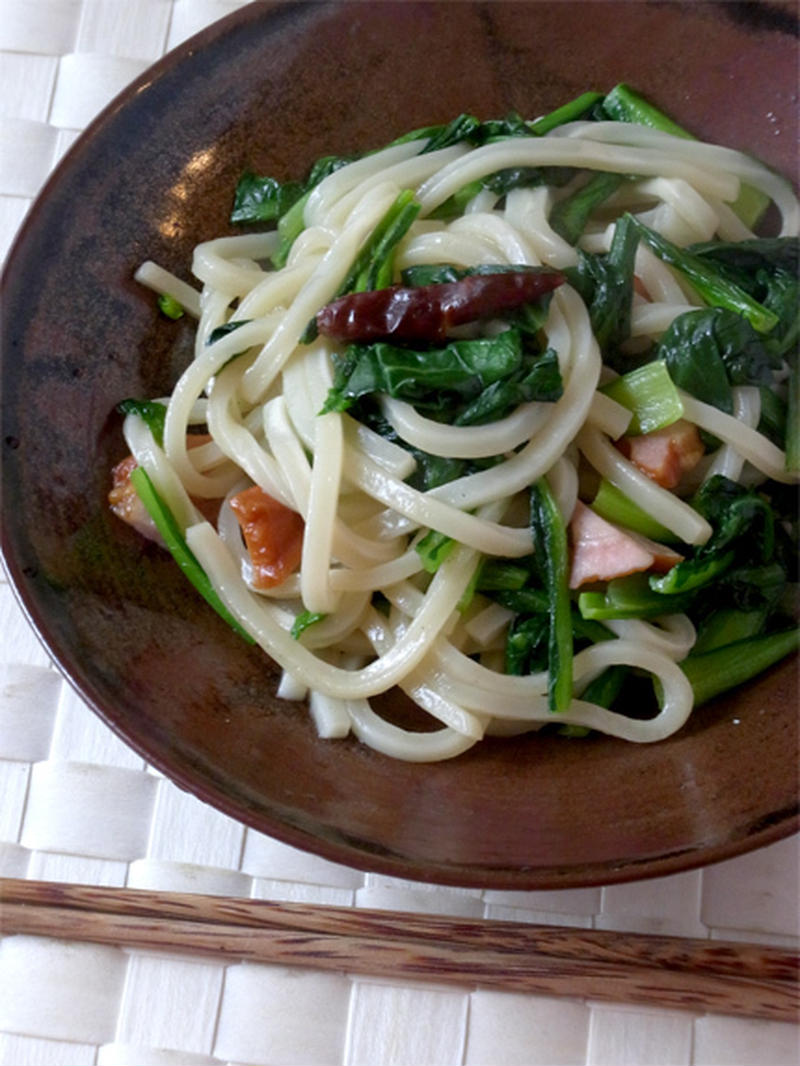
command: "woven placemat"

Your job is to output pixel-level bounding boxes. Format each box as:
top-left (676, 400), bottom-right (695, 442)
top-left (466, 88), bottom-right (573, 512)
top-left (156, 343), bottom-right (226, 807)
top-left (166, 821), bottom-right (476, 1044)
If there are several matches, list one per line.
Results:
top-left (1, 3), bottom-right (798, 1064)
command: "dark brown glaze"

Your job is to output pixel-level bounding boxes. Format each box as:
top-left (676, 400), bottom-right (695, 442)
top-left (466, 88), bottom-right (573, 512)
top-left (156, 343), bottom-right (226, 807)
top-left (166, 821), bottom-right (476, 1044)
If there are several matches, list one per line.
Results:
top-left (1, 1), bottom-right (798, 889)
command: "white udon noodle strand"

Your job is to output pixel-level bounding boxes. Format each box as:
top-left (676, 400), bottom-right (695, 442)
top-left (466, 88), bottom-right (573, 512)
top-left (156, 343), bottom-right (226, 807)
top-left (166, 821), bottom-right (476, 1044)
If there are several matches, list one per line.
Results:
top-left (702, 386), bottom-right (762, 483)
top-left (553, 121), bottom-right (799, 235)
top-left (129, 119), bottom-right (798, 761)
top-left (415, 137), bottom-right (740, 217)
top-left (678, 389), bottom-right (794, 484)
top-left (576, 424), bottom-right (714, 546)
top-left (187, 514), bottom-right (486, 701)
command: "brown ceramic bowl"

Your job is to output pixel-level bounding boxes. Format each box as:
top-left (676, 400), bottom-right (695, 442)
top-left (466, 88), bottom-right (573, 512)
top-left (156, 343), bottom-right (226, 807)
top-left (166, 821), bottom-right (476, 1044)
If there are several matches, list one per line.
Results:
top-left (2, 1), bottom-right (798, 889)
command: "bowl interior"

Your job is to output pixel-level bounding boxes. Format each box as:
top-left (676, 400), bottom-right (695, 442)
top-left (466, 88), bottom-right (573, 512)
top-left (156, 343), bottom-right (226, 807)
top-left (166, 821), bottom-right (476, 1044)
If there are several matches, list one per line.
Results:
top-left (2, 0), bottom-right (798, 888)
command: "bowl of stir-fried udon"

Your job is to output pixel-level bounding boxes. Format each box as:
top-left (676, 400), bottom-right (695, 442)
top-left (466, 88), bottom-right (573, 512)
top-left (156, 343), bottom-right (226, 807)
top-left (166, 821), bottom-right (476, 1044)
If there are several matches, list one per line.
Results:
top-left (2, 1), bottom-right (797, 888)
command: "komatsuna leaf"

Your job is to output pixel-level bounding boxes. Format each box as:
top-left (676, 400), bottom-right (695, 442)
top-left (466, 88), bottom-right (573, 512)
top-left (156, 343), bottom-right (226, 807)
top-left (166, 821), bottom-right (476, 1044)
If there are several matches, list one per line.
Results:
top-left (230, 171), bottom-right (305, 225)
top-left (321, 329), bottom-right (524, 414)
top-left (454, 348), bottom-right (562, 425)
top-left (529, 479), bottom-right (572, 712)
top-left (687, 237), bottom-right (799, 361)
top-left (655, 308), bottom-right (775, 415)
top-left (117, 399), bottom-right (167, 448)
top-left (565, 213), bottom-right (638, 354)
top-left (649, 475), bottom-right (777, 595)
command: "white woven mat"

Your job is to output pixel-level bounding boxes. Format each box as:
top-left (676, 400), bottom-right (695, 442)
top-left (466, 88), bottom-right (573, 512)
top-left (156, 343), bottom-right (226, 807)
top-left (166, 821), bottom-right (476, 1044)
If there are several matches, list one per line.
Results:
top-left (1, 2), bottom-right (799, 1064)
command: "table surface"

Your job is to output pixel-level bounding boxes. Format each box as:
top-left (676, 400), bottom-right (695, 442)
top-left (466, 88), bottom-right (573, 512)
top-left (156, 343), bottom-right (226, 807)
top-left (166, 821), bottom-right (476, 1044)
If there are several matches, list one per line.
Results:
top-left (1, 2), bottom-right (798, 1064)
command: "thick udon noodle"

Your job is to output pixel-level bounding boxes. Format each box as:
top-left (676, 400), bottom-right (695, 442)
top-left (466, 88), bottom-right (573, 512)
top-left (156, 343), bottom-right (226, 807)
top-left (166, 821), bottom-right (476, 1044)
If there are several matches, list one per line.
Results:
top-left (127, 121), bottom-right (799, 761)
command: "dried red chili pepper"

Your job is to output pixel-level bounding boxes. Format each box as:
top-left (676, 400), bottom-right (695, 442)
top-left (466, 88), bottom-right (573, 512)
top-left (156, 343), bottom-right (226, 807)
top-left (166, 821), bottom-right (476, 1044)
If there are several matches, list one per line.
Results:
top-left (315, 270), bottom-right (566, 344)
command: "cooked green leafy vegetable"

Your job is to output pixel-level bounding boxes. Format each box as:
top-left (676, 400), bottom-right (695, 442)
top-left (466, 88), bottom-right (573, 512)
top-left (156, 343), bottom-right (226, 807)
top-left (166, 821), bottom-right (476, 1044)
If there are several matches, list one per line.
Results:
top-left (680, 629), bottom-right (800, 706)
top-left (565, 212), bottom-right (639, 354)
top-left (117, 399), bottom-right (167, 448)
top-left (654, 308), bottom-right (775, 415)
top-left (530, 480), bottom-right (573, 712)
top-left (291, 610), bottom-right (326, 640)
top-left (415, 528), bottom-right (457, 573)
top-left (629, 217), bottom-right (780, 334)
top-left (549, 171), bottom-right (626, 245)
top-left (230, 170), bottom-right (306, 226)
top-left (600, 360), bottom-right (683, 435)
top-left (320, 327), bottom-right (562, 421)
top-left (157, 293), bottom-right (185, 320)
top-left (650, 476), bottom-right (777, 596)
top-left (116, 87), bottom-right (798, 759)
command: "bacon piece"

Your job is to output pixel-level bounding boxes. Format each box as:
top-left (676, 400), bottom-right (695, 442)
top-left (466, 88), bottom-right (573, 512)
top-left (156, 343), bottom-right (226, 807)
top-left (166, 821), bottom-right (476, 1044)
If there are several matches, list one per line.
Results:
top-left (110, 436), bottom-right (220, 540)
top-left (633, 275), bottom-right (650, 300)
top-left (229, 485), bottom-right (304, 590)
top-left (616, 419), bottom-right (704, 490)
top-left (568, 501), bottom-right (682, 589)
top-left (315, 270), bottom-right (566, 344)
top-left (109, 455), bottom-right (163, 544)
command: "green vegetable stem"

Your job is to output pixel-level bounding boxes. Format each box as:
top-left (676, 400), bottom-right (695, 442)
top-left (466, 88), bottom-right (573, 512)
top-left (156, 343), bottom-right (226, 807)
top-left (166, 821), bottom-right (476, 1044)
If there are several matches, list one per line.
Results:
top-left (680, 629), bottom-right (799, 706)
top-left (530, 479), bottom-right (573, 713)
top-left (129, 466), bottom-right (253, 644)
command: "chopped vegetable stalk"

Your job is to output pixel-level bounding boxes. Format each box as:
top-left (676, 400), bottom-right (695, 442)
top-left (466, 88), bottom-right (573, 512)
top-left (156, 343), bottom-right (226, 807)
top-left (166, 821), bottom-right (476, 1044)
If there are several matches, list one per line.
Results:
top-left (129, 466), bottom-right (253, 643)
top-left (629, 217), bottom-right (780, 334)
top-left (756, 384), bottom-right (787, 448)
top-left (591, 478), bottom-right (678, 542)
top-left (600, 361), bottom-right (683, 435)
top-left (347, 188), bottom-right (421, 294)
top-left (578, 573), bottom-right (693, 621)
top-left (529, 90), bottom-right (605, 135)
top-left (291, 610), bottom-right (326, 640)
top-left (530, 479), bottom-right (572, 712)
top-left (273, 191), bottom-right (310, 267)
top-left (691, 607), bottom-right (767, 656)
top-left (415, 528), bottom-right (456, 573)
top-left (549, 171), bottom-right (626, 245)
top-left (601, 82), bottom-right (693, 138)
top-left (475, 560), bottom-right (531, 592)
top-left (157, 293), bottom-right (185, 320)
top-left (680, 629), bottom-right (799, 706)
top-left (495, 587), bottom-right (549, 615)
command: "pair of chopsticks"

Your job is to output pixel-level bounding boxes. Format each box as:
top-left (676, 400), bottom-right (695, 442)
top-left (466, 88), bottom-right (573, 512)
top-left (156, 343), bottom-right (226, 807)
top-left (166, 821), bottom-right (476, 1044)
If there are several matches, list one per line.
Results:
top-left (1, 877), bottom-right (797, 1021)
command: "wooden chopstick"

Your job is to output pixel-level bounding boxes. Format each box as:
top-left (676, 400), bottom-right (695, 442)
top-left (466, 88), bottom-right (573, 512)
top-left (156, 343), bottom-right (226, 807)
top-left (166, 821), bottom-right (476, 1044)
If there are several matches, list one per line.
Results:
top-left (1, 877), bottom-right (797, 1021)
